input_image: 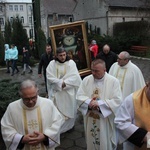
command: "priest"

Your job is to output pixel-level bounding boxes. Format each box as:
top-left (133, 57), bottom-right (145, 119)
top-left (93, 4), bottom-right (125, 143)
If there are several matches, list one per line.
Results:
top-left (109, 51), bottom-right (145, 99)
top-left (1, 79), bottom-right (64, 150)
top-left (46, 47), bottom-right (81, 133)
top-left (115, 78), bottom-right (150, 150)
top-left (76, 59), bottom-right (122, 150)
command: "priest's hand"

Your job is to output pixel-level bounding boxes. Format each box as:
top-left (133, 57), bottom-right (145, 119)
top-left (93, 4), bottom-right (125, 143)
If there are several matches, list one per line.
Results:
top-left (89, 100), bottom-right (99, 111)
top-left (29, 131), bottom-right (46, 146)
top-left (22, 133), bottom-right (36, 144)
top-left (22, 132), bottom-right (46, 146)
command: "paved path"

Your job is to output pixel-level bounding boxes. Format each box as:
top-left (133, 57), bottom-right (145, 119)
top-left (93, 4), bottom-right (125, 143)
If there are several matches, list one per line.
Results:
top-left (0, 56), bottom-right (150, 150)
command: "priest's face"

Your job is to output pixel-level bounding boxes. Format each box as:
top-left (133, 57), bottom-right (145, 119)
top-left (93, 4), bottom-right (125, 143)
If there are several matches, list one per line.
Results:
top-left (56, 51), bottom-right (67, 63)
top-left (117, 53), bottom-right (128, 66)
top-left (91, 63), bottom-right (106, 79)
top-left (21, 86), bottom-right (38, 108)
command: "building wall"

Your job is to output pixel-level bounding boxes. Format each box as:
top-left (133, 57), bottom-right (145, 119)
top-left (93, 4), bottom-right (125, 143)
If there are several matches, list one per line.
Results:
top-left (0, 0), bottom-right (34, 38)
top-left (73, 0), bottom-right (150, 36)
top-left (73, 0), bottom-right (109, 35)
top-left (0, 3), bottom-right (5, 35)
top-left (40, 0), bottom-right (74, 38)
top-left (107, 8), bottom-right (150, 35)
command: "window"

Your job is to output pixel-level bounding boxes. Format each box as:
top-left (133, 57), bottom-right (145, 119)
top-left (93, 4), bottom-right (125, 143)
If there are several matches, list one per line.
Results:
top-left (29, 17), bottom-right (32, 24)
top-left (24, 29), bottom-right (27, 34)
top-left (53, 13), bottom-right (58, 21)
top-left (69, 17), bottom-right (73, 22)
top-left (14, 5), bottom-right (18, 11)
top-left (0, 6), bottom-right (3, 12)
top-left (29, 5), bottom-right (32, 11)
top-left (21, 16), bottom-right (24, 23)
top-left (20, 5), bottom-right (23, 11)
top-left (10, 17), bottom-right (13, 24)
top-left (123, 17), bottom-right (125, 22)
top-left (0, 18), bottom-right (4, 26)
top-left (29, 29), bottom-right (33, 38)
top-left (9, 5), bottom-right (13, 11)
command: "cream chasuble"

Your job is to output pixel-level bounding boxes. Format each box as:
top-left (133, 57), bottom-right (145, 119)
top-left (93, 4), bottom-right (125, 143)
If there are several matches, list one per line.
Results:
top-left (115, 67), bottom-right (127, 91)
top-left (77, 73), bottom-right (122, 150)
top-left (46, 60), bottom-right (81, 118)
top-left (46, 60), bottom-right (81, 133)
top-left (86, 78), bottom-right (104, 149)
top-left (23, 106), bottom-right (45, 150)
top-left (109, 61), bottom-right (145, 99)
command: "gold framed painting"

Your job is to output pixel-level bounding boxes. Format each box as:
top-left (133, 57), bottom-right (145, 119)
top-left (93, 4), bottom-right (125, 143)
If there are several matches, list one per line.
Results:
top-left (49, 20), bottom-right (91, 76)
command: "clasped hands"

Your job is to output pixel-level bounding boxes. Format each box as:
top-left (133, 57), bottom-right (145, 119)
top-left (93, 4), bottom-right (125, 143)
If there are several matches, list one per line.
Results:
top-left (89, 97), bottom-right (99, 111)
top-left (22, 131), bottom-right (46, 146)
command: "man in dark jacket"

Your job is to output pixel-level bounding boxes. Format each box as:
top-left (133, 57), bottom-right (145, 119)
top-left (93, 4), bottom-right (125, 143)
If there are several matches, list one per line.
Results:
top-left (96, 44), bottom-right (118, 72)
top-left (38, 44), bottom-right (53, 94)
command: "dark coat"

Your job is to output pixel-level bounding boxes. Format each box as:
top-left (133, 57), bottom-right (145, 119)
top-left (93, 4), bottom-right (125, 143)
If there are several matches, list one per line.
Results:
top-left (22, 51), bottom-right (30, 64)
top-left (38, 52), bottom-right (53, 75)
top-left (96, 51), bottom-right (118, 72)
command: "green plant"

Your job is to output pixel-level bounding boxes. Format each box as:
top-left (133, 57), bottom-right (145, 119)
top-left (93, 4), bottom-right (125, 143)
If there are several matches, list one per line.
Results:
top-left (11, 16), bottom-right (29, 54)
top-left (0, 79), bottom-right (20, 118)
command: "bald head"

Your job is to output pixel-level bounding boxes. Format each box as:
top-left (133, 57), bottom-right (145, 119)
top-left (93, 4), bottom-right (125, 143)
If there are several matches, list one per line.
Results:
top-left (103, 44), bottom-right (110, 54)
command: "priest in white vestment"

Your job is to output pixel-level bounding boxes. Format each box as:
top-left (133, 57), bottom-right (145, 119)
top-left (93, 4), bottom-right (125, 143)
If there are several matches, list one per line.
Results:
top-left (1, 79), bottom-right (64, 150)
top-left (109, 51), bottom-right (145, 99)
top-left (46, 47), bottom-right (81, 133)
top-left (115, 79), bottom-right (150, 150)
top-left (76, 59), bottom-right (122, 150)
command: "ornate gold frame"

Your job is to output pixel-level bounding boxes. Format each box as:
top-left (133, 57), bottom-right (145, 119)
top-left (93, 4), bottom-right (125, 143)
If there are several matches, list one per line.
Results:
top-left (49, 20), bottom-right (91, 76)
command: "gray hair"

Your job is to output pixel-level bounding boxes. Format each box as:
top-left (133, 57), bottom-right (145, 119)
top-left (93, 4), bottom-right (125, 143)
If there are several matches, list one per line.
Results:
top-left (19, 79), bottom-right (38, 96)
top-left (121, 51), bottom-right (131, 60)
top-left (91, 59), bottom-right (106, 68)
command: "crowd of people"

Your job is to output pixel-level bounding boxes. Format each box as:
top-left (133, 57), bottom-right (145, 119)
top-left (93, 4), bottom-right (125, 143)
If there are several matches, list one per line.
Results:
top-left (4, 44), bottom-right (33, 76)
top-left (1, 40), bottom-right (149, 150)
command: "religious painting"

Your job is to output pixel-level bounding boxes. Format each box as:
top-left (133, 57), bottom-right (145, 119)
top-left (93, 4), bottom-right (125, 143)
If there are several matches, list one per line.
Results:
top-left (49, 20), bottom-right (91, 76)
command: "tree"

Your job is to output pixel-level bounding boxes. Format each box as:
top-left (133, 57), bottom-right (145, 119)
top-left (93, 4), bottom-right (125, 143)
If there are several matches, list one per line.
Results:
top-left (11, 16), bottom-right (29, 54)
top-left (0, 30), bottom-right (5, 65)
top-left (32, 0), bottom-right (41, 58)
top-left (4, 20), bottom-right (12, 45)
top-left (36, 27), bottom-right (46, 58)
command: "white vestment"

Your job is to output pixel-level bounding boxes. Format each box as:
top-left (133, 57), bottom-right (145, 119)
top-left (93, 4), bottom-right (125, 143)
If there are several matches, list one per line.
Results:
top-left (46, 59), bottom-right (81, 133)
top-left (76, 73), bottom-right (122, 150)
top-left (109, 61), bottom-right (145, 99)
top-left (1, 96), bottom-right (64, 150)
top-left (115, 93), bottom-right (148, 150)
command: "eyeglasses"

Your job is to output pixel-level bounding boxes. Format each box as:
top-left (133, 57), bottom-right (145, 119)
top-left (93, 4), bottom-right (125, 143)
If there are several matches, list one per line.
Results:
top-left (117, 57), bottom-right (126, 60)
top-left (22, 95), bottom-right (37, 102)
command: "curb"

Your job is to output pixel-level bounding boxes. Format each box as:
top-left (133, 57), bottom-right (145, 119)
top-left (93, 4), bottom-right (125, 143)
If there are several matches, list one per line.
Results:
top-left (131, 56), bottom-right (150, 61)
